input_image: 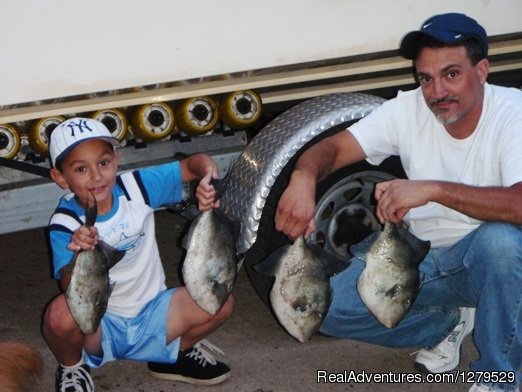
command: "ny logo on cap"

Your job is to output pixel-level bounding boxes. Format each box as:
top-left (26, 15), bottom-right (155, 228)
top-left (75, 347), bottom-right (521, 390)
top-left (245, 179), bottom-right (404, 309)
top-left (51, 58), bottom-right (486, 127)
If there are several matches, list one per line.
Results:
top-left (65, 119), bottom-right (94, 137)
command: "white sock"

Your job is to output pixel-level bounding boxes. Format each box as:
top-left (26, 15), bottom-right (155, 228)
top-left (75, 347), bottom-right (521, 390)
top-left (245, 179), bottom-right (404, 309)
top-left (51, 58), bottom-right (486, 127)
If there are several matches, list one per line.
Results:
top-left (61, 357), bottom-right (84, 369)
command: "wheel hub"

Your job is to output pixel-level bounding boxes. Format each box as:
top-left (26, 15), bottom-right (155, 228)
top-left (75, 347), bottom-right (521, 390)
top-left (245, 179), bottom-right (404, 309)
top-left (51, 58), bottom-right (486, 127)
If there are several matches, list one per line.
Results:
top-left (310, 171), bottom-right (393, 260)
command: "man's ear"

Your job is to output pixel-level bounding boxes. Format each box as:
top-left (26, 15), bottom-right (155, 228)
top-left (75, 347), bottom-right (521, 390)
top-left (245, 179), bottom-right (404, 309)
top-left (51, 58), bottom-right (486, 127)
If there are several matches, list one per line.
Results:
top-left (49, 168), bottom-right (69, 190)
top-left (476, 58), bottom-right (489, 85)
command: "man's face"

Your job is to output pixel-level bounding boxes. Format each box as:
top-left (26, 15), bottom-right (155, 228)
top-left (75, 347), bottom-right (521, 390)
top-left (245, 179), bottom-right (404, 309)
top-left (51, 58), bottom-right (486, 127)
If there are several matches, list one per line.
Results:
top-left (415, 46), bottom-right (489, 134)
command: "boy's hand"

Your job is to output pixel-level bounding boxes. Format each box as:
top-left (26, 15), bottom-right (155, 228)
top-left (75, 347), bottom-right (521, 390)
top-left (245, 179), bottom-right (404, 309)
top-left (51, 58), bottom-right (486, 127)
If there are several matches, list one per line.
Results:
top-left (67, 225), bottom-right (99, 252)
top-left (196, 172), bottom-right (220, 211)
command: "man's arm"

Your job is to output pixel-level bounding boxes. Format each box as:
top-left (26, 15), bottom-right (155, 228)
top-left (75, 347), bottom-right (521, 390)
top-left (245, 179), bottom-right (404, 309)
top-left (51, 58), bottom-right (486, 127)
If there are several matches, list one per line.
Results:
top-left (375, 179), bottom-right (522, 224)
top-left (275, 130), bottom-right (367, 239)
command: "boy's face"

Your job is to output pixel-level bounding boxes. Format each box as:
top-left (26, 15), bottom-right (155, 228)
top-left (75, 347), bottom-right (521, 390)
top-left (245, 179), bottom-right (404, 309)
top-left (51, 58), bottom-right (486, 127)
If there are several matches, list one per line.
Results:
top-left (50, 139), bottom-right (119, 214)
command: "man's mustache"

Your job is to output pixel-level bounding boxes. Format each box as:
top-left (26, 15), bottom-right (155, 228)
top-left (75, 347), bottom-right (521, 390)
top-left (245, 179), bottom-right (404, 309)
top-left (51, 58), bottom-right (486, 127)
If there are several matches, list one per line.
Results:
top-left (428, 97), bottom-right (458, 106)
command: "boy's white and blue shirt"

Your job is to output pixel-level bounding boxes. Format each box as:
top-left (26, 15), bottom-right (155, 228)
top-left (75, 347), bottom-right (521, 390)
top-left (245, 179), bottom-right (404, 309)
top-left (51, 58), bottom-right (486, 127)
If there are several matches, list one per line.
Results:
top-left (49, 161), bottom-right (183, 317)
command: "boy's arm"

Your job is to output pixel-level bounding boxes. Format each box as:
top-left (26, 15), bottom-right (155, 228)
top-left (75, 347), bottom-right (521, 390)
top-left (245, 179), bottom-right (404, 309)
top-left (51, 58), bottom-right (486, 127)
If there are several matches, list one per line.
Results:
top-left (179, 153), bottom-right (219, 182)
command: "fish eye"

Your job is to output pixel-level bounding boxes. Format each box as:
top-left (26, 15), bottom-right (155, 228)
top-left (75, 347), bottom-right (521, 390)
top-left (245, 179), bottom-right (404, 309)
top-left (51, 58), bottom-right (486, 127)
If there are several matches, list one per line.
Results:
top-left (293, 301), bottom-right (308, 312)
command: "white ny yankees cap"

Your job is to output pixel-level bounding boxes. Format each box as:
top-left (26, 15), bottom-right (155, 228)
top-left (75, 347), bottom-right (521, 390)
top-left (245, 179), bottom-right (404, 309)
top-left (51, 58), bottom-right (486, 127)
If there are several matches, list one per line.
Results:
top-left (49, 117), bottom-right (119, 167)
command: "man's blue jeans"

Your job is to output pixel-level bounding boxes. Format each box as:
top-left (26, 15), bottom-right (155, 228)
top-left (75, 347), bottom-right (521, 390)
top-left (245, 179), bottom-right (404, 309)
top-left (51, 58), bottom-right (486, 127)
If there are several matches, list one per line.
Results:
top-left (320, 222), bottom-right (521, 391)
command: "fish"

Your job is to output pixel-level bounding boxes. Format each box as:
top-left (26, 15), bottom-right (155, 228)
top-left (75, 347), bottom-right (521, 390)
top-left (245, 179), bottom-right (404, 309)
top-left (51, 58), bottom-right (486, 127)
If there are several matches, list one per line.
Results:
top-left (255, 236), bottom-right (349, 343)
top-left (182, 208), bottom-right (237, 315)
top-left (65, 196), bottom-right (126, 334)
top-left (352, 221), bottom-right (431, 329)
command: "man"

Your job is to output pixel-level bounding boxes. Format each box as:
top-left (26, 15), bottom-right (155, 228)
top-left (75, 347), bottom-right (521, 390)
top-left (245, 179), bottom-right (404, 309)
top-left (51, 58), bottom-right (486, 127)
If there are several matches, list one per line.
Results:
top-left (274, 13), bottom-right (521, 392)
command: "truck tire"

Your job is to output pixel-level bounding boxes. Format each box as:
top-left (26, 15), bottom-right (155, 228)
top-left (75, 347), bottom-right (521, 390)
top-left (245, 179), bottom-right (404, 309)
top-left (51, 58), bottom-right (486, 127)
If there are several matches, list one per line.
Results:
top-left (219, 92), bottom-right (404, 306)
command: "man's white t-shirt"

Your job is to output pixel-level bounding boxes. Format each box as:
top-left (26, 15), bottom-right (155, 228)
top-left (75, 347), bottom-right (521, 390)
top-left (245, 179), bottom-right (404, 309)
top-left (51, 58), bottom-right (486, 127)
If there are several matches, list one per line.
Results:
top-left (350, 83), bottom-right (522, 248)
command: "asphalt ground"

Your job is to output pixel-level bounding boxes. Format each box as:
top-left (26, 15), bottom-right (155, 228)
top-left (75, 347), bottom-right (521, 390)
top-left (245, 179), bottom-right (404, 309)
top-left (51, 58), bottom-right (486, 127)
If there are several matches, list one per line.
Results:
top-left (0, 209), bottom-right (487, 391)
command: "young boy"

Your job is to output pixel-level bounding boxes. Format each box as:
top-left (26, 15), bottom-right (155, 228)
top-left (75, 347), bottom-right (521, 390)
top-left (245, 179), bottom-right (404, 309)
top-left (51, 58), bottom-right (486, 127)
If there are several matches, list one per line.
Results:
top-left (43, 117), bottom-right (234, 392)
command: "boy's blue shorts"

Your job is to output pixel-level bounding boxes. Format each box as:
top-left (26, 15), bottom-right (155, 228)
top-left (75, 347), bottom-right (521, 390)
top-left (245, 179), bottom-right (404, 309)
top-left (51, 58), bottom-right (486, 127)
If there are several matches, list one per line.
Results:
top-left (84, 288), bottom-right (180, 368)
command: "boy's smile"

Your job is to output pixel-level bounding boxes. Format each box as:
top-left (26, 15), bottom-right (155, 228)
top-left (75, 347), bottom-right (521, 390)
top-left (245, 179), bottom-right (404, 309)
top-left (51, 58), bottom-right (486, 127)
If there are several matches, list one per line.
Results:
top-left (50, 139), bottom-right (119, 215)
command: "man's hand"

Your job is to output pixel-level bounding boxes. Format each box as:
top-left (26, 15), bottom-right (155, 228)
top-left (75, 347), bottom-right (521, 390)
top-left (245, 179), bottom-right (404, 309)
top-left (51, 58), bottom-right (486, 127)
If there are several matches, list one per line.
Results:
top-left (275, 170), bottom-right (317, 240)
top-left (375, 179), bottom-right (432, 223)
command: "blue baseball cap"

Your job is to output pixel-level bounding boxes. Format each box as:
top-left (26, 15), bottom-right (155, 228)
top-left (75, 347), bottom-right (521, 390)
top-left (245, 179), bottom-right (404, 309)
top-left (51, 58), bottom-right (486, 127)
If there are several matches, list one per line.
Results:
top-left (399, 13), bottom-right (488, 59)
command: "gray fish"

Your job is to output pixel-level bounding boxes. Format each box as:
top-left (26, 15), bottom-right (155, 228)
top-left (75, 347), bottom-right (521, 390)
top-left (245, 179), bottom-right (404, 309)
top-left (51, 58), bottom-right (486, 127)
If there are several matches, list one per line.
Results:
top-left (65, 197), bottom-right (126, 334)
top-left (352, 221), bottom-right (430, 329)
top-left (182, 209), bottom-right (237, 315)
top-left (256, 236), bottom-right (348, 343)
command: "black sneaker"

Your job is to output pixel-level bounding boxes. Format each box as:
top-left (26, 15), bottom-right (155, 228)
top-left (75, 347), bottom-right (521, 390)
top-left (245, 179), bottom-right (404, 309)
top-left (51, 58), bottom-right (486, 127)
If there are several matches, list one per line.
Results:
top-left (55, 363), bottom-right (94, 392)
top-left (148, 339), bottom-right (231, 386)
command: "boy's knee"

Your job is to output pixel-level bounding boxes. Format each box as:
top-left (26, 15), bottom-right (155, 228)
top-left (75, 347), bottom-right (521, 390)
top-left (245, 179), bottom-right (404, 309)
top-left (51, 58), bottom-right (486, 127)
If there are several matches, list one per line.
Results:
top-left (44, 295), bottom-right (77, 334)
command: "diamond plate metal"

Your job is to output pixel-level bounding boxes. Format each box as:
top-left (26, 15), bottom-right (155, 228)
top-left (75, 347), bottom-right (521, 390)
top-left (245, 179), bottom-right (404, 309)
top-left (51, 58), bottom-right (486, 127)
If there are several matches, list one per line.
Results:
top-left (220, 92), bottom-right (385, 253)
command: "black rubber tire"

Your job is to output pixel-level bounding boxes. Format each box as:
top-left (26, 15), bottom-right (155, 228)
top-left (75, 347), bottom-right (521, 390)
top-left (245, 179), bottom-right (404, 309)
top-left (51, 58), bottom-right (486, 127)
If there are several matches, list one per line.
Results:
top-left (242, 126), bottom-right (406, 307)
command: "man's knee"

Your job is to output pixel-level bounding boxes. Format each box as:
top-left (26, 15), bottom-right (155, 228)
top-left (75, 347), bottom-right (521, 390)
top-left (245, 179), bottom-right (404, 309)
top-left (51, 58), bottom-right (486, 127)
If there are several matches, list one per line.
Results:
top-left (468, 222), bottom-right (522, 277)
top-left (473, 222), bottom-right (522, 254)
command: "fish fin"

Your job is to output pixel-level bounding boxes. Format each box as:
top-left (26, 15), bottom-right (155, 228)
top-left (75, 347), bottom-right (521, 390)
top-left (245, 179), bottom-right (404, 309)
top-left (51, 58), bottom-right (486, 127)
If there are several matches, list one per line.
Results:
top-left (108, 281), bottom-right (115, 295)
top-left (236, 254), bottom-right (245, 273)
top-left (307, 244), bottom-right (351, 276)
top-left (211, 173), bottom-right (241, 240)
top-left (253, 245), bottom-right (291, 276)
top-left (210, 177), bottom-right (228, 201)
top-left (84, 192), bottom-right (98, 227)
top-left (181, 232), bottom-right (189, 250)
top-left (211, 281), bottom-right (227, 306)
top-left (213, 208), bottom-right (241, 241)
top-left (349, 230), bottom-right (381, 261)
top-left (397, 227), bottom-right (431, 264)
top-left (98, 240), bottom-right (126, 269)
